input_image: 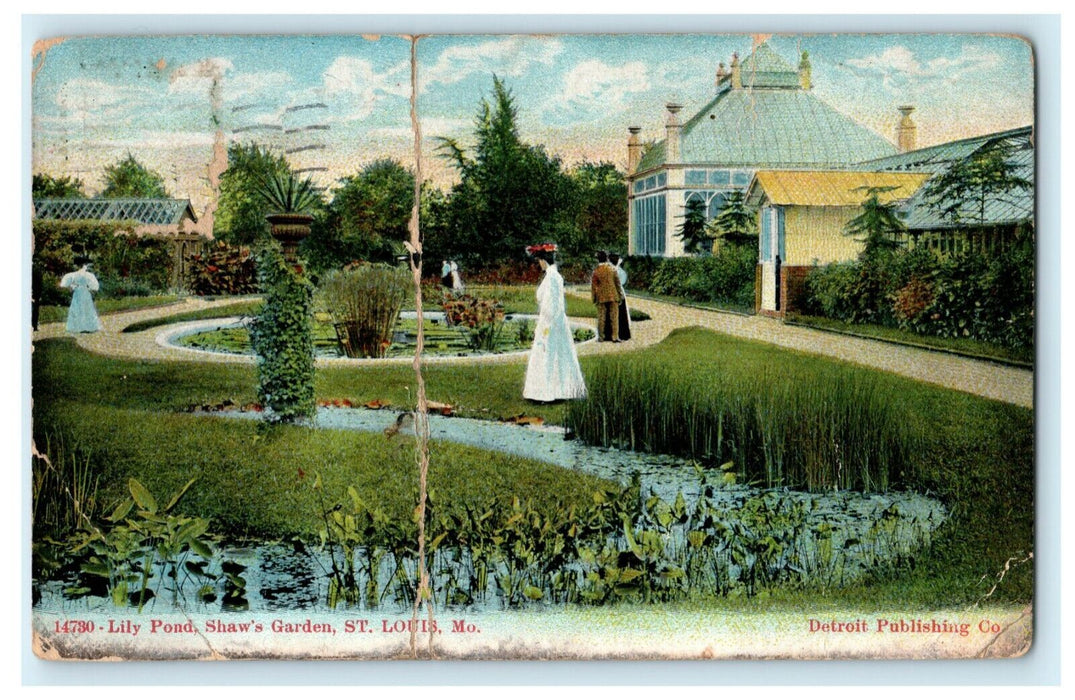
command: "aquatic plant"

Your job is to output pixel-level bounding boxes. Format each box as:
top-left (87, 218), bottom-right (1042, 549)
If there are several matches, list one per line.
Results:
top-left (565, 358), bottom-right (918, 492)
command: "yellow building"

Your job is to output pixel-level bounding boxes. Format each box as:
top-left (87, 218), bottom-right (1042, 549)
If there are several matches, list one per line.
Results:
top-left (744, 171), bottom-right (929, 316)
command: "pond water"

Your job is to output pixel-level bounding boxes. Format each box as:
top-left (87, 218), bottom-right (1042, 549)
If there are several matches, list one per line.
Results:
top-left (34, 406), bottom-right (948, 615)
top-left (159, 311), bottom-right (595, 359)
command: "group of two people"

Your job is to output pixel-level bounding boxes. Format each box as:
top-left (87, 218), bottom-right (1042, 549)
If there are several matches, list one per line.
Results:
top-left (590, 250), bottom-right (631, 343)
top-left (522, 246), bottom-right (633, 403)
top-left (440, 259), bottom-right (464, 294)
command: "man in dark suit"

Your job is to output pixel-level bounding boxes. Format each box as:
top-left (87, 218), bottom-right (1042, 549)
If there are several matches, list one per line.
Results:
top-left (591, 250), bottom-right (623, 342)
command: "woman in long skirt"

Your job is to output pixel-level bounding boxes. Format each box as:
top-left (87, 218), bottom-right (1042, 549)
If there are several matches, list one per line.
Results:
top-left (59, 258), bottom-right (102, 333)
top-left (523, 245), bottom-right (586, 402)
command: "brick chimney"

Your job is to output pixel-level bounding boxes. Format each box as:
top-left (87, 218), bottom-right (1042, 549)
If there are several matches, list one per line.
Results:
top-left (627, 126), bottom-right (642, 173)
top-left (665, 102), bottom-right (683, 162)
top-left (798, 51), bottom-right (812, 90)
top-left (715, 62), bottom-right (728, 92)
top-left (730, 52), bottom-right (742, 90)
top-left (897, 105), bottom-right (917, 153)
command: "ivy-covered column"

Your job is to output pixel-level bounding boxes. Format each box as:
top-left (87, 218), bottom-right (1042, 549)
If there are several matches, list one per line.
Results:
top-left (249, 240), bottom-right (315, 423)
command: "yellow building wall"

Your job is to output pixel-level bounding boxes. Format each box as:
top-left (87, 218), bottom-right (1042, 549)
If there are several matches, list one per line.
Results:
top-left (783, 206), bottom-right (864, 266)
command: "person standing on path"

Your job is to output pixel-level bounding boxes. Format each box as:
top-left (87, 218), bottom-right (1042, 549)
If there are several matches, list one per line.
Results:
top-left (609, 252), bottom-right (631, 341)
top-left (591, 250), bottom-right (623, 342)
top-left (523, 244), bottom-right (586, 402)
top-left (59, 256), bottom-right (102, 334)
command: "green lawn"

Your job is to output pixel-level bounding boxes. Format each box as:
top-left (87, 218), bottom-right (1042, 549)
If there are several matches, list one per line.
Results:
top-left (32, 324), bottom-right (1034, 607)
top-left (786, 314), bottom-right (1034, 366)
top-left (39, 295), bottom-right (181, 325)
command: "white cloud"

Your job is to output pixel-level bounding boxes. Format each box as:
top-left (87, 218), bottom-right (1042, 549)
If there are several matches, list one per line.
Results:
top-left (54, 78), bottom-right (154, 122)
top-left (544, 59), bottom-right (650, 118)
top-left (420, 37), bottom-right (563, 91)
top-left (321, 56), bottom-right (410, 122)
top-left (844, 44), bottom-right (1002, 85)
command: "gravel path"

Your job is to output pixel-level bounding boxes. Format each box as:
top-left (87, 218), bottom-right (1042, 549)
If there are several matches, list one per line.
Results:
top-left (33, 290), bottom-right (1033, 408)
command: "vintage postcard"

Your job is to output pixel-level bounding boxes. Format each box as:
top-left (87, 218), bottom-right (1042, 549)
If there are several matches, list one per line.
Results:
top-left (30, 31), bottom-right (1035, 661)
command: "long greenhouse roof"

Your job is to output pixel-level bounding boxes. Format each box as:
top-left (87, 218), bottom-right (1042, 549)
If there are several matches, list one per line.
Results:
top-left (857, 126), bottom-right (1034, 230)
top-left (33, 198), bottom-right (198, 226)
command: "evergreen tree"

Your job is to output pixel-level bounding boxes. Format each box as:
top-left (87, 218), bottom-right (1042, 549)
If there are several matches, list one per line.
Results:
top-left (706, 190), bottom-right (756, 247)
top-left (436, 76), bottom-right (576, 266)
top-left (845, 186), bottom-right (906, 262)
top-left (921, 136), bottom-right (1032, 229)
top-left (676, 198), bottom-right (710, 255)
top-left (100, 154), bottom-right (169, 198)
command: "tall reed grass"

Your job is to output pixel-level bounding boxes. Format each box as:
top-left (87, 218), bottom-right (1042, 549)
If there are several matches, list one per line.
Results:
top-left (566, 355), bottom-right (919, 492)
top-left (32, 432), bottom-right (100, 540)
top-left (319, 264), bottom-right (410, 358)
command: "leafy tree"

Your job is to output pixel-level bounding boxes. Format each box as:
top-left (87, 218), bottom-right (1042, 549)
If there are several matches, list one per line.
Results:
top-left (706, 189), bottom-right (756, 247)
top-left (565, 161), bottom-right (628, 260)
top-left (214, 143), bottom-right (292, 245)
top-left (302, 159), bottom-right (414, 272)
top-left (921, 137), bottom-right (1032, 229)
top-left (33, 173), bottom-right (86, 199)
top-left (436, 76), bottom-right (576, 267)
top-left (845, 185), bottom-right (906, 262)
top-left (100, 154), bottom-right (169, 198)
top-left (676, 198), bottom-right (710, 255)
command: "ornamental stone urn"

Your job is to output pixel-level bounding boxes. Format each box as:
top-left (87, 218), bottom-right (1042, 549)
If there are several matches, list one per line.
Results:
top-left (266, 213), bottom-right (313, 264)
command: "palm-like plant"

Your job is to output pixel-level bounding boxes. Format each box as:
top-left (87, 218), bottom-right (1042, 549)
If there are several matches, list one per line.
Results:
top-left (255, 169), bottom-right (322, 215)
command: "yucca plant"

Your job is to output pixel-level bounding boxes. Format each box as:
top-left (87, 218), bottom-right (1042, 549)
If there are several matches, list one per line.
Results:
top-left (255, 169), bottom-right (322, 214)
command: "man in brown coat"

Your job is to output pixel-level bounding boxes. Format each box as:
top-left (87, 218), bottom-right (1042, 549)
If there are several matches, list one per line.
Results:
top-left (591, 250), bottom-right (624, 342)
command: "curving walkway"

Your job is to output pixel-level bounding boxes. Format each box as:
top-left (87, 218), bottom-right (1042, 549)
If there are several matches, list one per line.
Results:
top-left (33, 290), bottom-right (1033, 408)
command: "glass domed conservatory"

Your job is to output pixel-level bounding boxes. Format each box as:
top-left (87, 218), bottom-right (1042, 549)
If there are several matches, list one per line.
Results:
top-left (625, 42), bottom-right (899, 257)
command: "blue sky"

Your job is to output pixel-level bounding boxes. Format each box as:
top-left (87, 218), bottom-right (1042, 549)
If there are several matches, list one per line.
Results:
top-left (32, 33), bottom-right (1033, 218)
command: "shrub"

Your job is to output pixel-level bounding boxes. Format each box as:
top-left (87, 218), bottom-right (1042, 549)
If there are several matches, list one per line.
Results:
top-left (187, 242), bottom-right (259, 296)
top-left (249, 245), bottom-right (315, 422)
top-left (318, 263), bottom-right (411, 358)
top-left (442, 294), bottom-right (507, 352)
top-left (33, 220), bottom-right (175, 298)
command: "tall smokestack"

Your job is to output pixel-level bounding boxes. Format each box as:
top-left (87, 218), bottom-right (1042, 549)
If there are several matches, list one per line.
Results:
top-left (627, 126), bottom-right (642, 173)
top-left (665, 102), bottom-right (683, 163)
top-left (897, 106), bottom-right (917, 153)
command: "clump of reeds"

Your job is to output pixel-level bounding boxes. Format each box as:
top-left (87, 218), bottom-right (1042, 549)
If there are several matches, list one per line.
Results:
top-left (32, 432), bottom-right (100, 540)
top-left (565, 357), bottom-right (919, 492)
top-left (319, 264), bottom-right (411, 358)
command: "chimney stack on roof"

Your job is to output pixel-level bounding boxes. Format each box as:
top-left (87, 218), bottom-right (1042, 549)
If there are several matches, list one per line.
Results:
top-left (715, 62), bottom-right (728, 92)
top-left (665, 102), bottom-right (683, 162)
top-left (798, 51), bottom-right (812, 90)
top-left (897, 105), bottom-right (917, 153)
top-left (627, 126), bottom-right (643, 173)
top-left (730, 53), bottom-right (742, 90)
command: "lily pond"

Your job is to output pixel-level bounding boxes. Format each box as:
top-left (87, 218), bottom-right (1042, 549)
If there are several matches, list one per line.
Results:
top-left (34, 407), bottom-right (947, 615)
top-left (165, 311), bottom-right (595, 359)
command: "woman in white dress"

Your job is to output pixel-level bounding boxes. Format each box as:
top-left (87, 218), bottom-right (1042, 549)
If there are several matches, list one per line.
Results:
top-left (523, 244), bottom-right (587, 402)
top-left (59, 258), bottom-right (102, 333)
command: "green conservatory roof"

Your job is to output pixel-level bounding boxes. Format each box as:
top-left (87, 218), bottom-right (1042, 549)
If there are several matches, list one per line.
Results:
top-left (636, 88), bottom-right (897, 172)
top-left (635, 43), bottom-right (895, 173)
top-left (857, 126), bottom-right (1034, 230)
top-left (719, 42), bottom-right (801, 90)
top-left (33, 198), bottom-right (197, 226)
